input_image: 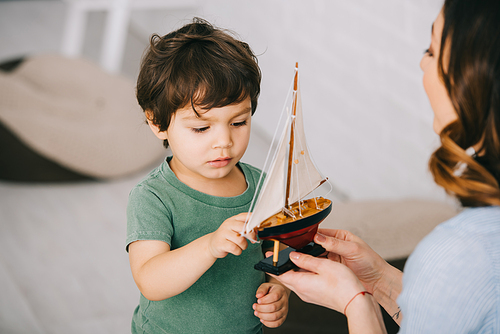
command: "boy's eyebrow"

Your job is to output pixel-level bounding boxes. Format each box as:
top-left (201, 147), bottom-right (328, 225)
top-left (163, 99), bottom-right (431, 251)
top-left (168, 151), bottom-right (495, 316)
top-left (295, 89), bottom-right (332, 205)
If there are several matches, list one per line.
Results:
top-left (181, 106), bottom-right (252, 121)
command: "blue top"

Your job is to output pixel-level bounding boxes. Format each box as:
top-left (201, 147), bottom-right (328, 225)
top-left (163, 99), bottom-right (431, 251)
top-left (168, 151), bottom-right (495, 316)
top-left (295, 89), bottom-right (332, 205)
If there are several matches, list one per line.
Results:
top-left (398, 206), bottom-right (500, 333)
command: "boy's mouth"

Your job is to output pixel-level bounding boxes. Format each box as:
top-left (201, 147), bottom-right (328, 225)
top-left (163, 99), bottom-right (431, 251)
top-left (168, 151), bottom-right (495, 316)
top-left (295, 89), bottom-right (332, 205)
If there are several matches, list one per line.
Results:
top-left (207, 157), bottom-right (232, 168)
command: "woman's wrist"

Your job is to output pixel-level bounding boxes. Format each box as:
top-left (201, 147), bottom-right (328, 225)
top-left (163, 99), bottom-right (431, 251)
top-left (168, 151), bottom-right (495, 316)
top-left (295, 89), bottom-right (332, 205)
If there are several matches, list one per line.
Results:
top-left (344, 291), bottom-right (386, 334)
top-left (344, 291), bottom-right (372, 315)
top-left (372, 262), bottom-right (403, 325)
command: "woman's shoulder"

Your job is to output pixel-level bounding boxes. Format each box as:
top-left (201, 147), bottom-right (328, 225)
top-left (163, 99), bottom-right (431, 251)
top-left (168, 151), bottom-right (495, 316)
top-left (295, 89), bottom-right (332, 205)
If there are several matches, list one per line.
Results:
top-left (411, 206), bottom-right (500, 258)
top-left (399, 206), bottom-right (500, 332)
top-left (450, 205), bottom-right (500, 222)
top-left (435, 206), bottom-right (500, 237)
top-left (404, 206), bottom-right (500, 290)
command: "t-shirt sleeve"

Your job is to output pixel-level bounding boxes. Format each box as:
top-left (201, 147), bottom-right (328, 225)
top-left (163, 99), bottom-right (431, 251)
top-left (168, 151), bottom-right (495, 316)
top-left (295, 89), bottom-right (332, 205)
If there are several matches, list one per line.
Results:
top-left (126, 184), bottom-right (174, 251)
top-left (398, 225), bottom-right (496, 333)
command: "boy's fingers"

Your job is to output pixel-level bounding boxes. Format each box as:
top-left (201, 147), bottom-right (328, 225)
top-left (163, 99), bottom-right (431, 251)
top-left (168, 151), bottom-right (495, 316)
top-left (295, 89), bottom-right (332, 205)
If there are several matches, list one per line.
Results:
top-left (254, 298), bottom-right (284, 313)
top-left (233, 212), bottom-right (251, 221)
top-left (256, 284), bottom-right (286, 305)
top-left (255, 305), bottom-right (287, 328)
top-left (255, 283), bottom-right (271, 298)
top-left (261, 320), bottom-right (285, 328)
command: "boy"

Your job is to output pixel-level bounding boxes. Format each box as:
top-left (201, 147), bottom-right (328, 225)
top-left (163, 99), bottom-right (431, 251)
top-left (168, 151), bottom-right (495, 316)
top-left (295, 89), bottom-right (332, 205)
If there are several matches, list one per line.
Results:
top-left (126, 18), bottom-right (289, 333)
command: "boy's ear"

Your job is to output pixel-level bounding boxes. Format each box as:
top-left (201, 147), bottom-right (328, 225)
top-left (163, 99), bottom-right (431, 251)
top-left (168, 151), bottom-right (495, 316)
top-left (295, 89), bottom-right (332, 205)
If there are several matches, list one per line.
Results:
top-left (145, 110), bottom-right (168, 140)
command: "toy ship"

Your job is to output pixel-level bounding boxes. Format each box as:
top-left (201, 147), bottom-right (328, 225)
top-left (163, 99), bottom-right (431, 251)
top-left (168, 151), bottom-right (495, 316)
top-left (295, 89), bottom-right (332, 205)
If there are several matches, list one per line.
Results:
top-left (242, 63), bottom-right (333, 274)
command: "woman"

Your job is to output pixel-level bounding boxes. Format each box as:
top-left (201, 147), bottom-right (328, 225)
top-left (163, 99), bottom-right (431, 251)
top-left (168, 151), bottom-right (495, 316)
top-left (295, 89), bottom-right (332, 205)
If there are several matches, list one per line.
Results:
top-left (273, 0), bottom-right (500, 333)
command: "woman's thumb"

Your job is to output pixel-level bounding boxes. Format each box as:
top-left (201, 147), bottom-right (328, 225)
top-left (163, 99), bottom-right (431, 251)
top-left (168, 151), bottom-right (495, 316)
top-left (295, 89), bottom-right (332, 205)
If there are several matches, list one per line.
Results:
top-left (314, 232), bottom-right (350, 256)
top-left (289, 252), bottom-right (323, 273)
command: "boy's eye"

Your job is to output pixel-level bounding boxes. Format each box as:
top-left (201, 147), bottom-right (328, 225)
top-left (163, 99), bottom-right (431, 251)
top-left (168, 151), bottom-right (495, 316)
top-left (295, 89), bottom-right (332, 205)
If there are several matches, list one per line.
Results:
top-left (232, 120), bottom-right (247, 127)
top-left (192, 126), bottom-right (209, 133)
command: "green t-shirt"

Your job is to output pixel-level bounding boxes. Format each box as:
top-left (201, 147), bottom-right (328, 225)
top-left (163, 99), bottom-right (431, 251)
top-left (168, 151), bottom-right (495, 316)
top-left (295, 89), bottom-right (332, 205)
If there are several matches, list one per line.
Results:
top-left (126, 158), bottom-right (266, 334)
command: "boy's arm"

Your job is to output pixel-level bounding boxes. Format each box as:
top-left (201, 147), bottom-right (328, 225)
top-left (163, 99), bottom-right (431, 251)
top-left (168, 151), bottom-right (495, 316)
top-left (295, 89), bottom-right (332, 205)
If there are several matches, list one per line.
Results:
top-left (129, 212), bottom-right (250, 301)
top-left (129, 235), bottom-right (215, 301)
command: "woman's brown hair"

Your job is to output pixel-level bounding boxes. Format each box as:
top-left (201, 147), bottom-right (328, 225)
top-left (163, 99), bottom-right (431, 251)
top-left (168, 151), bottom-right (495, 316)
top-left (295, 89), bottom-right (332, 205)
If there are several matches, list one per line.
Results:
top-left (136, 17), bottom-right (261, 149)
top-left (429, 0), bottom-right (500, 206)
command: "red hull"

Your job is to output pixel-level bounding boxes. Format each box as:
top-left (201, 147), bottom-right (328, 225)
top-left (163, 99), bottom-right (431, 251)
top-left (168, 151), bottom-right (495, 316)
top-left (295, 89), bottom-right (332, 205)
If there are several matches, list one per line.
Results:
top-left (257, 199), bottom-right (332, 249)
top-left (259, 222), bottom-right (322, 249)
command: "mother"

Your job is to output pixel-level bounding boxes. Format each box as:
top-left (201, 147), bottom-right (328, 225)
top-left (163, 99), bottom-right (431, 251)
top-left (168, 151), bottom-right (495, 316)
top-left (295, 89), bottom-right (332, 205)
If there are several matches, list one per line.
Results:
top-left (273, 0), bottom-right (500, 332)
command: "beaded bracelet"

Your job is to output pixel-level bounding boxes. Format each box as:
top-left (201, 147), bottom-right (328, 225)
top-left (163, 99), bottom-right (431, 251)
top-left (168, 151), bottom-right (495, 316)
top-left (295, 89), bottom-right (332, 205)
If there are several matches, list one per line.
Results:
top-left (343, 291), bottom-right (372, 315)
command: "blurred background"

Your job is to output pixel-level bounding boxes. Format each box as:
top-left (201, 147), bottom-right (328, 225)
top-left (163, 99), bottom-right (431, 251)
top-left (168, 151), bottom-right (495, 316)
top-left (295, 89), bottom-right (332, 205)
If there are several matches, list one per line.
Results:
top-left (0, 1), bottom-right (454, 333)
top-left (0, 0), bottom-right (447, 201)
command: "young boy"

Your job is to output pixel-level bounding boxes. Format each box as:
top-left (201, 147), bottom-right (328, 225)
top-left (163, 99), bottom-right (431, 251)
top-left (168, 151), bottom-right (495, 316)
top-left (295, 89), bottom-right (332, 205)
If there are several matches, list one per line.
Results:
top-left (126, 18), bottom-right (289, 333)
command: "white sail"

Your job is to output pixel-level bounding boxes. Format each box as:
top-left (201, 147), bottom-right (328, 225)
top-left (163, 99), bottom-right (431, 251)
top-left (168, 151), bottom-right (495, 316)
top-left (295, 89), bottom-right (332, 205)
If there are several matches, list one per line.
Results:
top-left (287, 82), bottom-right (324, 205)
top-left (242, 116), bottom-right (289, 235)
top-left (242, 67), bottom-right (325, 237)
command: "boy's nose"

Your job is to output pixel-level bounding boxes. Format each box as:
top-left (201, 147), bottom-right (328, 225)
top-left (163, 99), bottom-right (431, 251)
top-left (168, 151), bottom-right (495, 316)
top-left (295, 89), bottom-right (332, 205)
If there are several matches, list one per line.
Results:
top-left (212, 141), bottom-right (233, 149)
top-left (212, 131), bottom-right (233, 148)
top-left (212, 128), bottom-right (233, 149)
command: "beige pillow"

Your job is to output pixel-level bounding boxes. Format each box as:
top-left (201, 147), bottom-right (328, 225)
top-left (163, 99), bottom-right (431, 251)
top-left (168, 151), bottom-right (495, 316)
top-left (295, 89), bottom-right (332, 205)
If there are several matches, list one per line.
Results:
top-left (0, 54), bottom-right (165, 179)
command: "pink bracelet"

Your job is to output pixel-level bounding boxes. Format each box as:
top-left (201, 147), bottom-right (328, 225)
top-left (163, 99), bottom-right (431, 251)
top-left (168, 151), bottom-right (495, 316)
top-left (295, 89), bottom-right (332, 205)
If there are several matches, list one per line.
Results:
top-left (343, 291), bottom-right (372, 315)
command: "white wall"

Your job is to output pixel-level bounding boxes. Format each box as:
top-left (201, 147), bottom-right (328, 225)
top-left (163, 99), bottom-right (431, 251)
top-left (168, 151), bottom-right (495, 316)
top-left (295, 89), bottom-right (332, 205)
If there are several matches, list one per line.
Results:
top-left (184, 0), bottom-right (447, 201)
top-left (0, 0), bottom-right (449, 202)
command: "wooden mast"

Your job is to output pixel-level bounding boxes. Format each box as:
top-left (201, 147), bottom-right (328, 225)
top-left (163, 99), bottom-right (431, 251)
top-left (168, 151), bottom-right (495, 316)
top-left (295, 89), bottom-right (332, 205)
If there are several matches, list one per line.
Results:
top-left (273, 62), bottom-right (299, 266)
top-left (285, 62), bottom-right (298, 208)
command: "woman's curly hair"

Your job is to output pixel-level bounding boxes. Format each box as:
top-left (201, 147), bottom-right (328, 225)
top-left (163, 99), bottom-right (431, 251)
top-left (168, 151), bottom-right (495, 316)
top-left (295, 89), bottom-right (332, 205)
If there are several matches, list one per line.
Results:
top-left (429, 0), bottom-right (500, 207)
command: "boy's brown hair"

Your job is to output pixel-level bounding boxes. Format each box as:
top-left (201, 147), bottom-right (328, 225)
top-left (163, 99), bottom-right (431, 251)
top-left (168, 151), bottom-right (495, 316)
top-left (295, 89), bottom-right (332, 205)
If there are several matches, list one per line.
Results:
top-left (136, 17), bottom-right (261, 149)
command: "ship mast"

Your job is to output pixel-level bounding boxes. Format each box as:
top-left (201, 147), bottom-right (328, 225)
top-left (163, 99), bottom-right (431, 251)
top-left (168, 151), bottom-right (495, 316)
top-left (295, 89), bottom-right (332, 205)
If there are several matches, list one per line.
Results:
top-left (285, 62), bottom-right (299, 209)
top-left (274, 62), bottom-right (299, 266)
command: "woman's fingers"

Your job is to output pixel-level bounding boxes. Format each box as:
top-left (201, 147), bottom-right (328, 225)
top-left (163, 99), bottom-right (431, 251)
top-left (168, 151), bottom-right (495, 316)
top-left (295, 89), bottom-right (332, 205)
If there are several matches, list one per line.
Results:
top-left (314, 232), bottom-right (353, 256)
top-left (288, 252), bottom-right (325, 274)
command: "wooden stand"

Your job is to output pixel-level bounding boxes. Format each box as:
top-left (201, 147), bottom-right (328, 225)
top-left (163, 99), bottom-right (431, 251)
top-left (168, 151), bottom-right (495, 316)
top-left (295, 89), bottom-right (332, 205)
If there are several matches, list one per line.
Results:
top-left (272, 240), bottom-right (280, 266)
top-left (254, 242), bottom-right (325, 275)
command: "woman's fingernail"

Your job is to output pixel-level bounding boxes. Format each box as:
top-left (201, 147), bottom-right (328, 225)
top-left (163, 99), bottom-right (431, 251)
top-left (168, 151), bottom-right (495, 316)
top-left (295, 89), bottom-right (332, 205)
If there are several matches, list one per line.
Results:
top-left (290, 252), bottom-right (300, 260)
top-left (315, 233), bottom-right (326, 243)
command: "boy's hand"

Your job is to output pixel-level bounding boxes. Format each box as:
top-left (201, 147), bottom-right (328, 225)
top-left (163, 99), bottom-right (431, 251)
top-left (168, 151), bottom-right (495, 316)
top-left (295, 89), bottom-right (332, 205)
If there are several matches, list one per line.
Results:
top-left (253, 282), bottom-right (289, 328)
top-left (208, 212), bottom-right (251, 258)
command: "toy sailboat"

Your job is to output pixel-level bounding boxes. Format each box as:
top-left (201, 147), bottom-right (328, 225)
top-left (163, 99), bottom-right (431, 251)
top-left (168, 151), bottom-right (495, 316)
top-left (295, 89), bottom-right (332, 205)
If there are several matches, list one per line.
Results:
top-left (242, 63), bottom-right (333, 275)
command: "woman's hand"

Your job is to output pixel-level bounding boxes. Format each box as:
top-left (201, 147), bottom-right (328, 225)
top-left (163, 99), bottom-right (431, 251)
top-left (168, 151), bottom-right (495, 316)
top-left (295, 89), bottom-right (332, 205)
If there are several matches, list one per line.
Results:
top-left (314, 229), bottom-right (390, 294)
top-left (270, 251), bottom-right (365, 313)
top-left (270, 251), bottom-right (388, 334)
top-left (313, 229), bottom-right (403, 324)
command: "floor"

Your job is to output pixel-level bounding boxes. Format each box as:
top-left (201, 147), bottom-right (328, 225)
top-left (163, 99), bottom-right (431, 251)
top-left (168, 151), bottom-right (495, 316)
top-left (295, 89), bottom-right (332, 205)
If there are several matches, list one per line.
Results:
top-left (0, 174), bottom-right (144, 333)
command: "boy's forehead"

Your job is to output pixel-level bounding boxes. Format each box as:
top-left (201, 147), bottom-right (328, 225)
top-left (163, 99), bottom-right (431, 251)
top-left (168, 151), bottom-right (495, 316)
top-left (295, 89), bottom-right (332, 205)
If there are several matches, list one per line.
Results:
top-left (176, 99), bottom-right (252, 120)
